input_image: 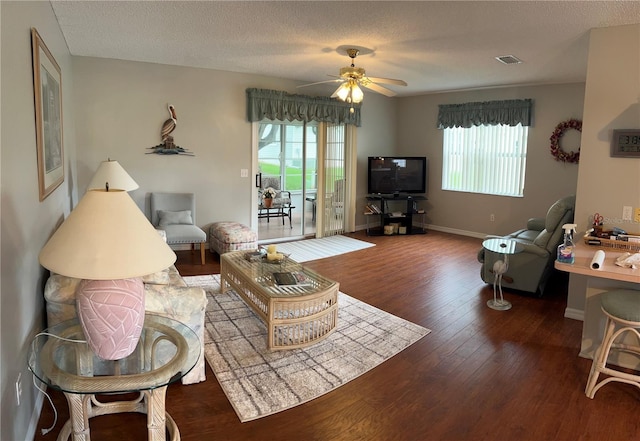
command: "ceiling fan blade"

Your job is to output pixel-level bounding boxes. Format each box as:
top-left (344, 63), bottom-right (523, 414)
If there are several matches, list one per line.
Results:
top-left (297, 78), bottom-right (342, 88)
top-left (365, 76), bottom-right (408, 86)
top-left (360, 81), bottom-right (397, 97)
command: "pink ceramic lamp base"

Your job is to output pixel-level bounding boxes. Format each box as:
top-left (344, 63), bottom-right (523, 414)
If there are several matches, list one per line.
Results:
top-left (76, 278), bottom-right (145, 360)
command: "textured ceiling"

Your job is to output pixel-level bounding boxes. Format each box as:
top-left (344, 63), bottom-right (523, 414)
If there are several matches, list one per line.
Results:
top-left (51, 1), bottom-right (640, 96)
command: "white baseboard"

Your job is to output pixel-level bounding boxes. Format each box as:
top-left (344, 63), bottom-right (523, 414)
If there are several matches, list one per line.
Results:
top-left (355, 222), bottom-right (487, 239)
top-left (564, 307), bottom-right (584, 321)
top-left (425, 224), bottom-right (486, 239)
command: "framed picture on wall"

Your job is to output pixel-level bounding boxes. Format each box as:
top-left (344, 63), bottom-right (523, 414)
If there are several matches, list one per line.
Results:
top-left (31, 28), bottom-right (64, 201)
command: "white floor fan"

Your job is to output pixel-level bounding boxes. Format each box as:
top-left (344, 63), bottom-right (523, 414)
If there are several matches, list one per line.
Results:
top-left (298, 48), bottom-right (407, 105)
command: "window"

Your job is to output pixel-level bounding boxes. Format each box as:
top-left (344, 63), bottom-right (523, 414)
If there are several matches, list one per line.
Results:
top-left (441, 123), bottom-right (528, 197)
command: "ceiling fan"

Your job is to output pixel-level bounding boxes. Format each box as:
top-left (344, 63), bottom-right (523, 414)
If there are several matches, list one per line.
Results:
top-left (298, 48), bottom-right (407, 105)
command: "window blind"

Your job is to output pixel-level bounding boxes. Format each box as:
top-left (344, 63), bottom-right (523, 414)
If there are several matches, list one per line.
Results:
top-left (323, 124), bottom-right (346, 236)
top-left (442, 124), bottom-right (528, 197)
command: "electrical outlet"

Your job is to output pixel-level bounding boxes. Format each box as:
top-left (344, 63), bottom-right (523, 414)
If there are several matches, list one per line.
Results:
top-left (623, 206), bottom-right (633, 221)
top-left (634, 208), bottom-right (640, 223)
top-left (15, 373), bottom-right (22, 406)
top-left (490, 214), bottom-right (495, 222)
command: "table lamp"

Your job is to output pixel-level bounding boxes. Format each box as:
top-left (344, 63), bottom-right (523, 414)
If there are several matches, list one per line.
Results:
top-left (87, 159), bottom-right (139, 191)
top-left (39, 189), bottom-right (176, 360)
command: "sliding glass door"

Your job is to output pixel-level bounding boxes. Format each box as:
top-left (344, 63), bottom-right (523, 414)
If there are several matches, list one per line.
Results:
top-left (254, 119), bottom-right (353, 241)
top-left (257, 121), bottom-right (318, 240)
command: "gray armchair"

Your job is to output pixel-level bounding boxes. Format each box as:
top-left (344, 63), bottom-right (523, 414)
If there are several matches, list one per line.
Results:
top-left (477, 195), bottom-right (575, 296)
top-left (150, 192), bottom-right (207, 264)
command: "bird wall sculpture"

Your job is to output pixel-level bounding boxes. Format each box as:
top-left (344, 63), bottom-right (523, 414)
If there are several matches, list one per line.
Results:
top-left (161, 104), bottom-right (177, 141)
top-left (148, 104), bottom-right (194, 155)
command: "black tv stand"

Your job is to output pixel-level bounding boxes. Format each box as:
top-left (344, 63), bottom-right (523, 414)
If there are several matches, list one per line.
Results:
top-left (365, 194), bottom-right (427, 236)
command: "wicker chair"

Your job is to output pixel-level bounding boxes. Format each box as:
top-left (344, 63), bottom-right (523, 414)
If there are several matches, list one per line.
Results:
top-left (585, 289), bottom-right (640, 398)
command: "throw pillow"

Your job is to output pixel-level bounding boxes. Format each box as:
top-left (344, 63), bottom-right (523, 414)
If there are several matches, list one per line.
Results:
top-left (158, 210), bottom-right (193, 227)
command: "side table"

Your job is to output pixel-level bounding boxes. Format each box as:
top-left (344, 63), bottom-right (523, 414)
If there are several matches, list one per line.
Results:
top-left (28, 314), bottom-right (200, 441)
top-left (482, 238), bottom-right (523, 311)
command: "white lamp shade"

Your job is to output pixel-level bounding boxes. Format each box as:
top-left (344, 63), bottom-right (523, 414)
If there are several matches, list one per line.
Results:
top-left (351, 84), bottom-right (364, 103)
top-left (334, 81), bottom-right (364, 104)
top-left (335, 83), bottom-right (350, 101)
top-left (88, 160), bottom-right (139, 191)
top-left (39, 189), bottom-right (176, 279)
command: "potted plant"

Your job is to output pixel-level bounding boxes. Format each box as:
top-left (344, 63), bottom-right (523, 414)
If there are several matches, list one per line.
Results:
top-left (262, 187), bottom-right (277, 208)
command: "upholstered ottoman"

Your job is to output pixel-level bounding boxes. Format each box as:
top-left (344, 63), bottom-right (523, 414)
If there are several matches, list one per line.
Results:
top-left (209, 222), bottom-right (258, 255)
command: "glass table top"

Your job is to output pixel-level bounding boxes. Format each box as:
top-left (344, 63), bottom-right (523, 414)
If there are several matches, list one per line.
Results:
top-left (222, 250), bottom-right (338, 298)
top-left (482, 238), bottom-right (524, 255)
top-left (28, 313), bottom-right (200, 395)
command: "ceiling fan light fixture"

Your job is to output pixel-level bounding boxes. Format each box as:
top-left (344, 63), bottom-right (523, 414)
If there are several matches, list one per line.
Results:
top-left (335, 80), bottom-right (363, 104)
top-left (299, 47), bottom-right (406, 102)
top-left (351, 83), bottom-right (364, 103)
top-left (335, 83), bottom-right (351, 101)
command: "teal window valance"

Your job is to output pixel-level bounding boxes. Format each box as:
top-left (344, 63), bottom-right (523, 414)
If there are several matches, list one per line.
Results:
top-left (246, 88), bottom-right (361, 127)
top-left (437, 99), bottom-right (533, 128)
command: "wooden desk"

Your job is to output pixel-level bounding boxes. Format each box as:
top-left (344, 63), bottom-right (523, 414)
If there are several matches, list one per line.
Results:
top-left (555, 241), bottom-right (640, 367)
top-left (555, 242), bottom-right (640, 283)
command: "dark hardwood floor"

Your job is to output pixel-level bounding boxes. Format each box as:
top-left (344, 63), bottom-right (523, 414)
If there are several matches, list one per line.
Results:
top-left (33, 230), bottom-right (639, 441)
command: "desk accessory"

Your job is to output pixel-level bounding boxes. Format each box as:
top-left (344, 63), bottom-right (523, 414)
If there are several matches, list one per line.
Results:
top-left (590, 250), bottom-right (606, 270)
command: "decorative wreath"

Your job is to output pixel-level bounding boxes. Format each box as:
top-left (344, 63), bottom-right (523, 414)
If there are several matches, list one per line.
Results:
top-left (549, 119), bottom-right (581, 164)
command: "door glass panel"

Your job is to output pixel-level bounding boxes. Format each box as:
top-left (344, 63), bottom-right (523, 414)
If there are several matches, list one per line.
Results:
top-left (258, 123), bottom-right (282, 189)
top-left (257, 121), bottom-right (318, 241)
top-left (304, 124), bottom-right (318, 236)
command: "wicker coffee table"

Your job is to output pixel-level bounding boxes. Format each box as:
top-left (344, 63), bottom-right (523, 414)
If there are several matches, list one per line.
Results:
top-left (220, 251), bottom-right (339, 350)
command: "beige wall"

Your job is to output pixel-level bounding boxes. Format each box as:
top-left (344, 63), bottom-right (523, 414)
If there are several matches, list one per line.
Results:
top-left (576, 24), bottom-right (640, 233)
top-left (396, 83), bottom-right (584, 237)
top-left (354, 93), bottom-right (399, 227)
top-left (70, 57), bottom-right (588, 240)
top-left (72, 57), bottom-right (298, 227)
top-left (71, 58), bottom-right (398, 234)
top-left (1, 2), bottom-right (77, 439)
top-left (567, 24), bottom-right (640, 314)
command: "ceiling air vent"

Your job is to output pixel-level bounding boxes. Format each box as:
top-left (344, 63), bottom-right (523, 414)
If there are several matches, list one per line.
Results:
top-left (495, 55), bottom-right (523, 65)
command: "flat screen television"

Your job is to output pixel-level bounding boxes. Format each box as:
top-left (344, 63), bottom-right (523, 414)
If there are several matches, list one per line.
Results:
top-left (367, 156), bottom-right (427, 195)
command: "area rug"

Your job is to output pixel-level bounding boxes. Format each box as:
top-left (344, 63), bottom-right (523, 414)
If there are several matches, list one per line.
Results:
top-left (184, 274), bottom-right (430, 422)
top-left (267, 235), bottom-right (375, 262)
